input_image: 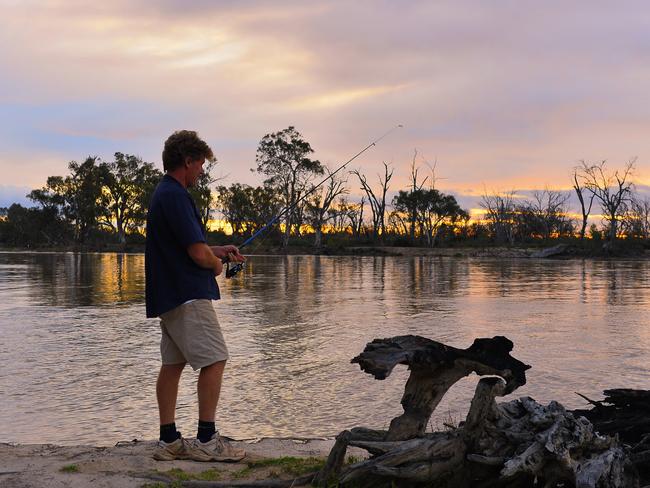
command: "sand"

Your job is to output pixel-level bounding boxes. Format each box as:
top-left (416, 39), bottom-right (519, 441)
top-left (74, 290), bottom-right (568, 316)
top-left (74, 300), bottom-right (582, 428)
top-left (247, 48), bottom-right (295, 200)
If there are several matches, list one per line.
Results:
top-left (0, 437), bottom-right (365, 487)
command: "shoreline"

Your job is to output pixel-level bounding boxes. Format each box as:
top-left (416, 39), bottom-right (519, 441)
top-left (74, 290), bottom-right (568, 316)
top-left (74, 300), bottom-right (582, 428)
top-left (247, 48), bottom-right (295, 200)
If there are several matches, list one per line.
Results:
top-left (1, 437), bottom-right (367, 487)
top-left (1, 244), bottom-right (648, 259)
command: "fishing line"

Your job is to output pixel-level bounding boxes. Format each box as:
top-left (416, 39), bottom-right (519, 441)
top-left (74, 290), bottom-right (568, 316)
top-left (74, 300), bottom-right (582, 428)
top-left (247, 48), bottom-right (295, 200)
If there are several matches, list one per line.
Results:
top-left (224, 124), bottom-right (403, 278)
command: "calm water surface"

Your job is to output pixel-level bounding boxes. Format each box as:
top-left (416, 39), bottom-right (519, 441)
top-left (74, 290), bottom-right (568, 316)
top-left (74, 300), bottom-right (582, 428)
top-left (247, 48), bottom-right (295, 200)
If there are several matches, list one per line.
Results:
top-left (0, 252), bottom-right (649, 446)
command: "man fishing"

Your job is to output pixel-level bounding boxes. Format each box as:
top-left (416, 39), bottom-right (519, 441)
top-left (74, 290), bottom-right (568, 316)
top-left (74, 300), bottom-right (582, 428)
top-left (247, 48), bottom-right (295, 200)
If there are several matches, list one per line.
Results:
top-left (145, 130), bottom-right (246, 462)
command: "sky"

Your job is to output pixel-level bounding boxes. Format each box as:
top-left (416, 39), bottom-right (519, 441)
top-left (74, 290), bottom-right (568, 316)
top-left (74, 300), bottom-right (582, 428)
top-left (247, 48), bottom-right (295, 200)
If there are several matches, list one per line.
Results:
top-left (1, 0), bottom-right (650, 215)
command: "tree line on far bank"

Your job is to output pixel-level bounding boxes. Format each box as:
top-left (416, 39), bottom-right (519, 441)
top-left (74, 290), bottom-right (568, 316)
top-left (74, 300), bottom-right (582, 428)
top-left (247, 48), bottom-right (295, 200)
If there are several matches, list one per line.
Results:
top-left (1, 126), bottom-right (648, 253)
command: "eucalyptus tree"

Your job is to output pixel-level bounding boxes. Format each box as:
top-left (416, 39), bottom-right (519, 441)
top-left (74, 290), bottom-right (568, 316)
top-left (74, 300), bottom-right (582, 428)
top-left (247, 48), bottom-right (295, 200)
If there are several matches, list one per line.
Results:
top-left (516, 189), bottom-right (572, 240)
top-left (393, 188), bottom-right (469, 246)
top-left (334, 196), bottom-right (365, 237)
top-left (27, 176), bottom-right (67, 214)
top-left (480, 190), bottom-right (517, 245)
top-left (188, 159), bottom-right (221, 229)
top-left (622, 196), bottom-right (650, 239)
top-left (352, 162), bottom-right (393, 241)
top-left (572, 167), bottom-right (595, 241)
top-left (100, 152), bottom-right (162, 243)
top-left (216, 183), bottom-right (253, 235)
top-left (305, 167), bottom-right (348, 247)
top-left (0, 203), bottom-right (71, 246)
top-left (254, 126), bottom-right (324, 247)
top-left (28, 157), bottom-right (107, 243)
top-left (67, 157), bottom-right (110, 242)
top-left (576, 159), bottom-right (635, 244)
top-left (216, 183), bottom-right (281, 238)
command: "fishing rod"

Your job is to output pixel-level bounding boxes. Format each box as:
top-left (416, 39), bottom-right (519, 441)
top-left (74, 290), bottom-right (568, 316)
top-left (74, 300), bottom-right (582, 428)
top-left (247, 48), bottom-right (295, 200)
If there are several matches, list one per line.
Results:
top-left (223, 124), bottom-right (403, 278)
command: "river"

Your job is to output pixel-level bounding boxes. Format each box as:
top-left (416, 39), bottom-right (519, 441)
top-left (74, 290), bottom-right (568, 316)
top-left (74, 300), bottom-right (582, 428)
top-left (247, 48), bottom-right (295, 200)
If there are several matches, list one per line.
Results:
top-left (0, 252), bottom-right (648, 446)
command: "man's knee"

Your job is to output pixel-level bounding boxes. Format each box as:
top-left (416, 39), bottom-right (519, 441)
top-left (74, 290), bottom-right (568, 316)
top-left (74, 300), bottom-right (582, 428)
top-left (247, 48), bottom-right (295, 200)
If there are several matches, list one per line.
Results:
top-left (159, 362), bottom-right (186, 380)
top-left (201, 360), bottom-right (226, 373)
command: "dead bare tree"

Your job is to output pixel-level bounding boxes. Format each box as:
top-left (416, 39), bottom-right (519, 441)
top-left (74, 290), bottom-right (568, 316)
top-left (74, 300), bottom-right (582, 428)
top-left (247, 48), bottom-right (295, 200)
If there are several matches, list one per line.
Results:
top-left (622, 195), bottom-right (650, 239)
top-left (572, 166), bottom-right (596, 241)
top-left (352, 162), bottom-right (393, 241)
top-left (480, 190), bottom-right (517, 245)
top-left (527, 188), bottom-right (572, 239)
top-left (305, 167), bottom-right (348, 247)
top-left (576, 159), bottom-right (636, 244)
top-left (407, 149), bottom-right (429, 241)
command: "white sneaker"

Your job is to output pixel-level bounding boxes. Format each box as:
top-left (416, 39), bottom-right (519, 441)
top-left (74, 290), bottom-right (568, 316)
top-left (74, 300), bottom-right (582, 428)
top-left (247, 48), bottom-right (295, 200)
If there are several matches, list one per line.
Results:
top-left (188, 433), bottom-right (246, 462)
top-left (153, 436), bottom-right (190, 461)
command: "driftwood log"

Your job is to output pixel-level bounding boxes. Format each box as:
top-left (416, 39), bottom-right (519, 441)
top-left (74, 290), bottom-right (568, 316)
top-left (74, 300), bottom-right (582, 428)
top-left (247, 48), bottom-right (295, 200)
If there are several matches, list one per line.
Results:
top-left (573, 389), bottom-right (650, 485)
top-left (316, 335), bottom-right (639, 487)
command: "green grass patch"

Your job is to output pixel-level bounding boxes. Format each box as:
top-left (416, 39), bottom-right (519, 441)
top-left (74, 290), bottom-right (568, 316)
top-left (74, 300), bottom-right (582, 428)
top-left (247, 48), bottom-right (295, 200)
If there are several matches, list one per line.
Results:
top-left (59, 464), bottom-right (79, 473)
top-left (162, 468), bottom-right (193, 481)
top-left (346, 454), bottom-right (363, 464)
top-left (233, 456), bottom-right (326, 479)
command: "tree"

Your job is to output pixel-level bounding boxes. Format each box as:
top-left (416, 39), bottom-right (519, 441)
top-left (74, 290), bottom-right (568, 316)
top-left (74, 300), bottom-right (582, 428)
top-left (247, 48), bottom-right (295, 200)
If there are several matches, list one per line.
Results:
top-left (100, 153), bottom-right (162, 244)
top-left (334, 196), bottom-right (365, 237)
top-left (622, 196), bottom-right (650, 239)
top-left (406, 150), bottom-right (429, 241)
top-left (27, 176), bottom-right (67, 215)
top-left (28, 157), bottom-right (107, 243)
top-left (572, 167), bottom-right (595, 241)
top-left (305, 167), bottom-right (348, 247)
top-left (67, 157), bottom-right (109, 242)
top-left (393, 189), bottom-right (424, 240)
top-left (391, 152), bottom-right (430, 244)
top-left (0, 203), bottom-right (71, 247)
top-left (396, 188), bottom-right (467, 246)
top-left (216, 183), bottom-right (281, 238)
top-left (216, 183), bottom-right (254, 235)
top-left (576, 160), bottom-right (635, 244)
top-left (188, 159), bottom-right (223, 229)
top-left (515, 188), bottom-right (572, 240)
top-left (480, 190), bottom-right (517, 245)
top-left (352, 162), bottom-right (393, 241)
top-left (255, 126), bottom-right (324, 248)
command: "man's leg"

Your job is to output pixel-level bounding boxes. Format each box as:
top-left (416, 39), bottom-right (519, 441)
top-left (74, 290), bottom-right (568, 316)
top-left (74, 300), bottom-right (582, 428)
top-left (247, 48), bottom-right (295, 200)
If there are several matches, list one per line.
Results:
top-left (197, 360), bottom-right (226, 422)
top-left (191, 359), bottom-right (244, 461)
top-left (157, 362), bottom-right (186, 425)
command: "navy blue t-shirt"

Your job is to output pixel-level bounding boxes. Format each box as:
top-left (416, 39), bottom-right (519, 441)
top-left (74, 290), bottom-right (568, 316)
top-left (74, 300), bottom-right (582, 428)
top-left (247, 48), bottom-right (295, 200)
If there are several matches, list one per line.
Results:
top-left (145, 174), bottom-right (220, 318)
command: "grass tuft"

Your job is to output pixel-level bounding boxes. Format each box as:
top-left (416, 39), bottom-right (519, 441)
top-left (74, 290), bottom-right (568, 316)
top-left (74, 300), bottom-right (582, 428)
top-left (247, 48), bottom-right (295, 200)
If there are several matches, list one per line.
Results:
top-left (233, 456), bottom-right (326, 479)
top-left (59, 464), bottom-right (79, 473)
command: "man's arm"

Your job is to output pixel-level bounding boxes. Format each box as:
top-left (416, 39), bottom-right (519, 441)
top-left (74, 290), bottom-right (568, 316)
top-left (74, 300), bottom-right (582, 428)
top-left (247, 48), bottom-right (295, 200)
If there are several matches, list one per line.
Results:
top-left (210, 245), bottom-right (245, 262)
top-left (188, 242), bottom-right (223, 276)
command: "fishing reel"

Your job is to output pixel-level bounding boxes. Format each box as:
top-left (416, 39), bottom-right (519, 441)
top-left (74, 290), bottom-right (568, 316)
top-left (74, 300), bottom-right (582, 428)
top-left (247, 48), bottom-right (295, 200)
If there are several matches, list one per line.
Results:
top-left (222, 254), bottom-right (245, 279)
top-left (225, 260), bottom-right (245, 279)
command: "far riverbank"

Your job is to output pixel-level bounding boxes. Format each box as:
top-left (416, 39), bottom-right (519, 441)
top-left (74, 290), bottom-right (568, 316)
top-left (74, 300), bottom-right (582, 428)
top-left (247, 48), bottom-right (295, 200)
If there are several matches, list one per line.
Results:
top-left (1, 243), bottom-right (648, 259)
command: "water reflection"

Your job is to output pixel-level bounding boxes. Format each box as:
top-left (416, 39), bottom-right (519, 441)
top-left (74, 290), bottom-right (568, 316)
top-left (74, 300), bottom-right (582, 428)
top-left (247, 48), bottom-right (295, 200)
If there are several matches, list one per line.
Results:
top-left (0, 252), bottom-right (649, 446)
top-left (0, 252), bottom-right (145, 308)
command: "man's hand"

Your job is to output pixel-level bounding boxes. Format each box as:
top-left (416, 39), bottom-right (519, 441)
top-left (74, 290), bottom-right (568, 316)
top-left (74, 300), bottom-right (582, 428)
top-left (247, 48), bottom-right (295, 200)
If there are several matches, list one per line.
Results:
top-left (210, 245), bottom-right (245, 263)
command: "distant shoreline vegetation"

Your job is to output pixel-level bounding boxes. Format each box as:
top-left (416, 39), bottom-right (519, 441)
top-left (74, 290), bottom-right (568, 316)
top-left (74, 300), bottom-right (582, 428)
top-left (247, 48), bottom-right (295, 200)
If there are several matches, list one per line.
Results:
top-left (1, 127), bottom-right (648, 255)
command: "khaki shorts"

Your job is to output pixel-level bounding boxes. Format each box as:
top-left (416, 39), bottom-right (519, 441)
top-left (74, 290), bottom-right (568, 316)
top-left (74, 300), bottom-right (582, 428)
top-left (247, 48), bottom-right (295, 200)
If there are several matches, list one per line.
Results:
top-left (159, 299), bottom-right (229, 370)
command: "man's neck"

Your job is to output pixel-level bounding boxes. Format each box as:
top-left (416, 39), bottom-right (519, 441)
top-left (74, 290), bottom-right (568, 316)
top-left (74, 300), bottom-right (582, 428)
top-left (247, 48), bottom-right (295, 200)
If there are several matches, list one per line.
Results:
top-left (166, 169), bottom-right (187, 188)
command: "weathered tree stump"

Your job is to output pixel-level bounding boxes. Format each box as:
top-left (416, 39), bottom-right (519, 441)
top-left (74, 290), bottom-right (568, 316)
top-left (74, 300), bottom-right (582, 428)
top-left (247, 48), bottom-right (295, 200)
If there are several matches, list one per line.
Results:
top-left (317, 335), bottom-right (639, 488)
top-left (352, 335), bottom-right (530, 441)
top-left (573, 389), bottom-right (650, 485)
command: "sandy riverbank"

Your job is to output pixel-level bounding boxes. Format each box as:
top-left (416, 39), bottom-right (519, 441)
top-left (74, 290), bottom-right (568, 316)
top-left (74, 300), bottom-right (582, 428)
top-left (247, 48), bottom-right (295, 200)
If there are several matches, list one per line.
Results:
top-left (0, 438), bottom-right (368, 488)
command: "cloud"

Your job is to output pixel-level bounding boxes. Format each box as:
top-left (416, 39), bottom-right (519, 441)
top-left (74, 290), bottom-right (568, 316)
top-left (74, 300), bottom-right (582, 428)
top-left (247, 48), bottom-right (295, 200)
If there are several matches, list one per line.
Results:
top-left (0, 0), bottom-right (649, 197)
